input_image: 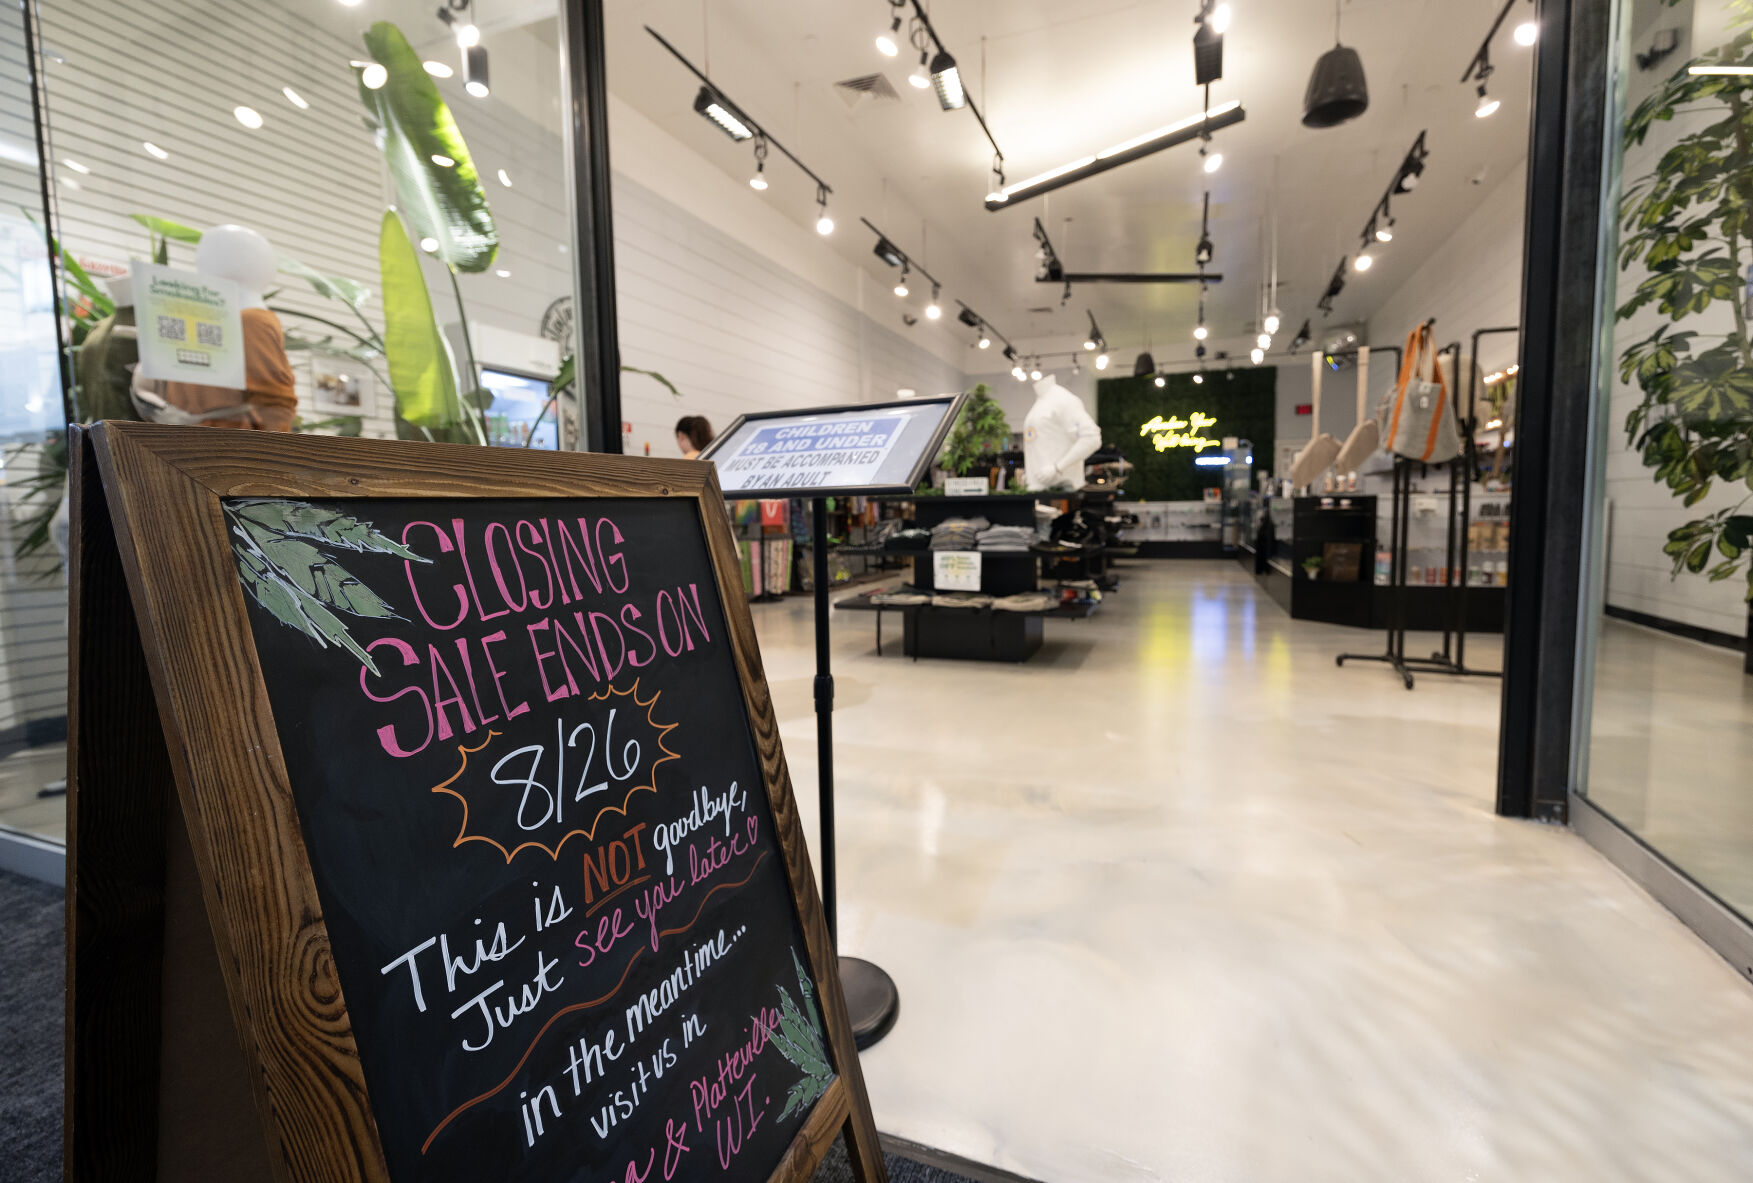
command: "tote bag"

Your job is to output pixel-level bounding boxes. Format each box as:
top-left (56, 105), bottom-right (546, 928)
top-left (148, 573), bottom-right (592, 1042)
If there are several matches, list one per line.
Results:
top-left (1387, 323), bottom-right (1462, 463)
top-left (1290, 350), bottom-right (1341, 488)
top-left (1334, 346), bottom-right (1380, 472)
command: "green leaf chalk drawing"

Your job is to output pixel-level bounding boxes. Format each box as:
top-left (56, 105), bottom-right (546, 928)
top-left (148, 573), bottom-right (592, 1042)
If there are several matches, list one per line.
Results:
top-left (225, 499), bottom-right (428, 676)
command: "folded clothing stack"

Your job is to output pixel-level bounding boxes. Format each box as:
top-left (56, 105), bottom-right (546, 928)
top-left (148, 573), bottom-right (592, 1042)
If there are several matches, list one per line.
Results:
top-left (929, 516), bottom-right (990, 550)
top-left (928, 591), bottom-right (993, 609)
top-left (976, 524), bottom-right (1036, 552)
top-left (884, 527), bottom-right (933, 551)
top-left (991, 591), bottom-right (1055, 612)
top-left (866, 589), bottom-right (930, 605)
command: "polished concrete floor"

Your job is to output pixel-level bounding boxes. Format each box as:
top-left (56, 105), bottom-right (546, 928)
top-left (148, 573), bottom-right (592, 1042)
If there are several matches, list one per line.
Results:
top-left (747, 561), bottom-right (1753, 1182)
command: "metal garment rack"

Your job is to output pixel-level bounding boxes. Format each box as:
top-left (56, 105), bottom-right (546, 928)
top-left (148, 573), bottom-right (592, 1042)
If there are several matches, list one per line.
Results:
top-left (1338, 339), bottom-right (1504, 687)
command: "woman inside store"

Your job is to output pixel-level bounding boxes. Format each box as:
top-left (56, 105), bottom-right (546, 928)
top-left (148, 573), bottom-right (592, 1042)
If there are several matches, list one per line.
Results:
top-left (675, 415), bottom-right (714, 459)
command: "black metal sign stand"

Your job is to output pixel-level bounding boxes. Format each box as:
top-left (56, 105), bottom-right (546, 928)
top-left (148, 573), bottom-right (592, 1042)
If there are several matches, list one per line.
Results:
top-left (813, 498), bottom-right (900, 1048)
top-left (694, 394), bottom-right (966, 1052)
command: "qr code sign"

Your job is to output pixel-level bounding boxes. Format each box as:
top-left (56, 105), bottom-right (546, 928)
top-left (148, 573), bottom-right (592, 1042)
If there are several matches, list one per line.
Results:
top-left (156, 315), bottom-right (186, 342)
top-left (195, 321), bottom-right (223, 347)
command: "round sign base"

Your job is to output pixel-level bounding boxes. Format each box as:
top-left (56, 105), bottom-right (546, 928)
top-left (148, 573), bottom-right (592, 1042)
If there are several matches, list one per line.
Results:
top-left (840, 957), bottom-right (899, 1049)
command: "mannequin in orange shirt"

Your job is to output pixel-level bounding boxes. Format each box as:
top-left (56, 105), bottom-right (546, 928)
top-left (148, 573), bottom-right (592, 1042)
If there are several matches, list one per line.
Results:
top-left (157, 224), bottom-right (298, 431)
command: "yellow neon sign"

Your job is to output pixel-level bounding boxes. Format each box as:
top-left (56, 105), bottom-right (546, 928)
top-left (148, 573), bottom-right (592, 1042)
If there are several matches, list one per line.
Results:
top-left (1139, 412), bottom-right (1219, 453)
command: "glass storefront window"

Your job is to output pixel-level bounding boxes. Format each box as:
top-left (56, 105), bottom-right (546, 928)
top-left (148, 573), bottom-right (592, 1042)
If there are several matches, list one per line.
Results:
top-left (0, 1), bottom-right (70, 844)
top-left (1578, 0), bottom-right (1753, 920)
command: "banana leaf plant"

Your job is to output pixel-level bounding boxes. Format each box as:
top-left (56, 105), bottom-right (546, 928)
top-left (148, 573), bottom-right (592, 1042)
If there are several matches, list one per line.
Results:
top-left (1617, 0), bottom-right (1753, 598)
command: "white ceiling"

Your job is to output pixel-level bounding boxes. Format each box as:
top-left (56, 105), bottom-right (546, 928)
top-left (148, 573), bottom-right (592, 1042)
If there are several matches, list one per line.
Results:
top-left (299, 0), bottom-right (1535, 370)
top-left (604, 0), bottom-right (1534, 369)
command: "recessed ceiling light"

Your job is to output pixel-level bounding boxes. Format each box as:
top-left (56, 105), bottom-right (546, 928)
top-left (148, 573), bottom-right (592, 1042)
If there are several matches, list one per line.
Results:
top-left (282, 86), bottom-right (309, 109)
top-left (234, 105), bottom-right (263, 129)
top-left (431, 154), bottom-right (455, 167)
top-left (1354, 251), bottom-right (1374, 272)
top-left (420, 237), bottom-right (438, 252)
top-left (336, 0), bottom-right (363, 6)
top-left (495, 269), bottom-right (511, 278)
top-left (496, 168), bottom-right (512, 187)
top-left (142, 141), bottom-right (169, 160)
top-left (423, 60), bottom-right (454, 78)
top-left (61, 157), bottom-right (89, 174)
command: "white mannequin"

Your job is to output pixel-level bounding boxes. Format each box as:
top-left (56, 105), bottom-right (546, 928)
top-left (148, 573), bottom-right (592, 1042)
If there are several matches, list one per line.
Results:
top-left (194, 224), bottom-right (275, 307)
top-left (1023, 373), bottom-right (1101, 490)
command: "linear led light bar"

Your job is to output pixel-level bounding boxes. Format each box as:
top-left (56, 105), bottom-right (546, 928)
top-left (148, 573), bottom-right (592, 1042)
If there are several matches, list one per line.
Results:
top-left (985, 100), bottom-right (1246, 211)
top-left (1689, 64), bottom-right (1753, 75)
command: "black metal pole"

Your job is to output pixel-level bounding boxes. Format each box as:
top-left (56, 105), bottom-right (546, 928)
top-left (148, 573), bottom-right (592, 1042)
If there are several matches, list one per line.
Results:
top-left (808, 498), bottom-right (899, 1048)
top-left (561, 0), bottom-right (622, 452)
top-left (811, 498), bottom-right (836, 945)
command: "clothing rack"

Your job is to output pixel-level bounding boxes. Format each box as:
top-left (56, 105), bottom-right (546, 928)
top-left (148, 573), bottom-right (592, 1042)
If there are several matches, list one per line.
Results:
top-left (1338, 336), bottom-right (1503, 688)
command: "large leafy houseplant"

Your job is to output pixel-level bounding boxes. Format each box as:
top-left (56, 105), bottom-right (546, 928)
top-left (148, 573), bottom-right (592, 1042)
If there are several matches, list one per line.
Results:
top-left (1618, 1), bottom-right (1753, 597)
top-left (940, 383), bottom-right (1011, 476)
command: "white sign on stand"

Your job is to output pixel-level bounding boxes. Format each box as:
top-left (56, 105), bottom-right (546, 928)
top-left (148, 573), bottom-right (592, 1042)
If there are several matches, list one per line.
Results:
top-left (700, 395), bottom-right (964, 499)
top-left (944, 477), bottom-right (989, 496)
top-left (932, 550), bottom-right (982, 591)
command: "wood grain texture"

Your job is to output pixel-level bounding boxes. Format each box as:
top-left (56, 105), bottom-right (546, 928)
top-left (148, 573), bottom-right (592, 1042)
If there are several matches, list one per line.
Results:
top-left (692, 468), bottom-right (889, 1183)
top-left (65, 426), bottom-right (173, 1182)
top-left (81, 422), bottom-right (883, 1183)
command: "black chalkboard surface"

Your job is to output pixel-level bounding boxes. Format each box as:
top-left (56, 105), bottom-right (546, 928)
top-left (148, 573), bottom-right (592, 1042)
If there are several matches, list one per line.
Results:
top-left (233, 495), bottom-right (830, 1180)
top-left (65, 423), bottom-right (882, 1183)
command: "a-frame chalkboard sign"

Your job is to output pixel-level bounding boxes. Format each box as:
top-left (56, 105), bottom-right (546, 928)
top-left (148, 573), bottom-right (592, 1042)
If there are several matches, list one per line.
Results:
top-left (65, 421), bottom-right (886, 1183)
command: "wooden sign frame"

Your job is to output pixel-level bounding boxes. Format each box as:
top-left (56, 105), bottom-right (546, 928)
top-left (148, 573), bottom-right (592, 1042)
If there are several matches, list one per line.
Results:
top-left (65, 421), bottom-right (885, 1183)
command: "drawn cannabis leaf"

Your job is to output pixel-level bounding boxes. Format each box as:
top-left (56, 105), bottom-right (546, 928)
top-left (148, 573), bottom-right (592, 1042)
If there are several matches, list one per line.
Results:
top-left (768, 947), bottom-right (834, 1122)
top-left (226, 499), bottom-right (427, 676)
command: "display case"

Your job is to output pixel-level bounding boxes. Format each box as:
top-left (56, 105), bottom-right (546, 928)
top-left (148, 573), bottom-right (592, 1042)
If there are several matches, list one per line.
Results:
top-left (1129, 500), bottom-right (1225, 557)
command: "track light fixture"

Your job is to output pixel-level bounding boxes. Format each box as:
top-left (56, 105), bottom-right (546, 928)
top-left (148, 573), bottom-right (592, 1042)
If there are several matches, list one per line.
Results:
top-left (984, 100), bottom-right (1244, 211)
top-left (925, 285), bottom-right (942, 319)
top-left (908, 48), bottom-right (931, 89)
top-left (693, 85), bottom-right (753, 141)
top-left (956, 303), bottom-right (1014, 356)
top-left (1353, 251), bottom-right (1373, 272)
top-left (1194, 1), bottom-right (1227, 85)
top-left (876, 0), bottom-right (904, 55)
top-left (1083, 311), bottom-right (1106, 352)
top-left (1192, 372), bottom-right (1205, 385)
top-left (749, 136), bottom-right (769, 190)
top-left (1154, 374), bottom-right (1167, 388)
top-left (894, 264), bottom-right (910, 299)
top-left (929, 50), bottom-right (965, 109)
top-left (1393, 133), bottom-right (1428, 192)
top-left (816, 186), bottom-right (834, 235)
top-left (1013, 364), bottom-right (1028, 382)
top-left (463, 44), bottom-right (489, 97)
top-left (1291, 319), bottom-right (1311, 350)
top-left (1475, 80), bottom-right (1500, 118)
top-left (1193, 324), bottom-right (1208, 341)
top-left (874, 237), bottom-right (904, 267)
top-left (1463, 0), bottom-right (1522, 118)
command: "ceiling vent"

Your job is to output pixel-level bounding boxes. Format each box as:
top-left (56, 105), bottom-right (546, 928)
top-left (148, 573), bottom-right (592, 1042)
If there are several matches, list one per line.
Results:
top-left (834, 73), bottom-right (901, 108)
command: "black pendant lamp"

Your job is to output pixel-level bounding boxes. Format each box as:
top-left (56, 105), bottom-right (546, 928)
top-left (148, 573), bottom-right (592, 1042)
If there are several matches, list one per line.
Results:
top-left (1303, 2), bottom-right (1368, 128)
top-left (1134, 352), bottom-right (1157, 377)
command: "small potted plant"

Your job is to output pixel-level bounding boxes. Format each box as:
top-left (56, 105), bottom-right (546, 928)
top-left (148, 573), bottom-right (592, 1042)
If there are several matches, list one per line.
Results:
top-left (1301, 555), bottom-right (1324, 581)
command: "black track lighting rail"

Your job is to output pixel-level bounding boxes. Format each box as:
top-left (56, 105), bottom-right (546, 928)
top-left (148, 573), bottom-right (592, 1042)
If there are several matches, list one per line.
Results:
top-left (646, 26), bottom-right (834, 195)
top-left (1034, 216), bottom-right (1220, 286)
top-left (860, 217), bottom-right (942, 289)
top-left (1461, 0), bottom-right (1521, 83)
top-left (899, 0), bottom-right (1004, 167)
top-left (954, 299), bottom-right (1014, 354)
top-left (1295, 130), bottom-right (1427, 334)
top-left (1357, 129), bottom-right (1428, 248)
